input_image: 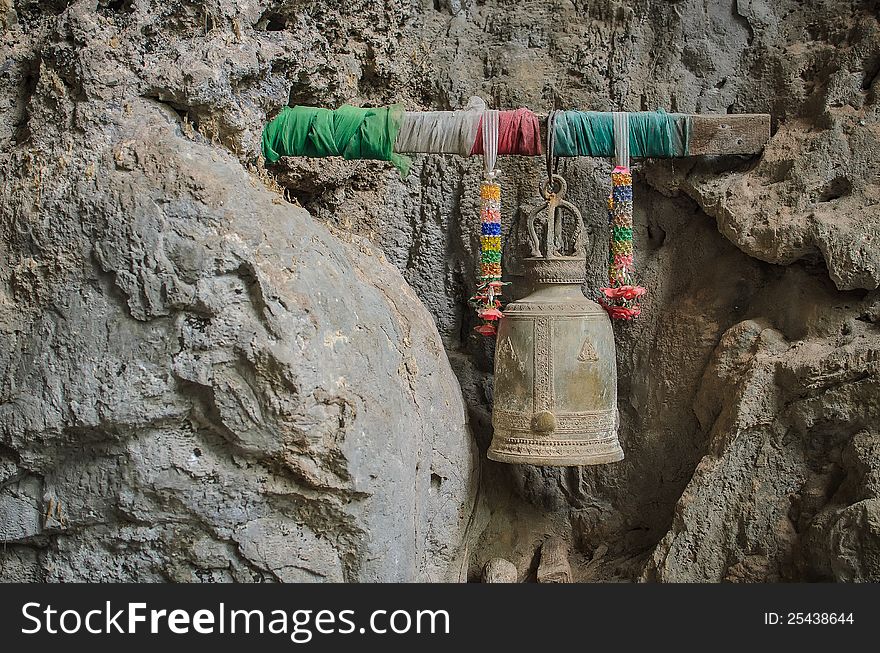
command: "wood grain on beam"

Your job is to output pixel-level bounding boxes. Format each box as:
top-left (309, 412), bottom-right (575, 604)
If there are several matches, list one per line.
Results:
top-left (688, 114), bottom-right (771, 155)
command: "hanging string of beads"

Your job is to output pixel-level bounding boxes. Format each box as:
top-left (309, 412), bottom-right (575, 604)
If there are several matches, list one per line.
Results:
top-left (470, 109), bottom-right (506, 337)
top-left (598, 112), bottom-right (646, 319)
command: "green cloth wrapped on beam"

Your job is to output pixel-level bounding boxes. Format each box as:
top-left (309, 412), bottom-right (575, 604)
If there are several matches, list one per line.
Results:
top-left (554, 110), bottom-right (692, 158)
top-left (262, 104), bottom-right (411, 177)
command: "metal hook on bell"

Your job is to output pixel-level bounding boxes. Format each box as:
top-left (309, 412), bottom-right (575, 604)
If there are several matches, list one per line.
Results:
top-left (526, 174), bottom-right (584, 258)
top-left (525, 111), bottom-right (584, 258)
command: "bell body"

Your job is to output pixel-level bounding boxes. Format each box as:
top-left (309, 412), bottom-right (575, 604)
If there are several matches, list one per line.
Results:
top-left (489, 257), bottom-right (623, 466)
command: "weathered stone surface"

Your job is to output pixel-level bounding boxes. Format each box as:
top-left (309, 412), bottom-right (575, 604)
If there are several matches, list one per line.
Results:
top-left (0, 2), bottom-right (477, 582)
top-left (0, 477), bottom-right (42, 542)
top-left (644, 318), bottom-right (880, 582)
top-left (1, 0), bottom-right (879, 583)
top-left (678, 9), bottom-right (880, 292)
top-left (537, 537), bottom-right (572, 583)
top-left (482, 557), bottom-right (518, 583)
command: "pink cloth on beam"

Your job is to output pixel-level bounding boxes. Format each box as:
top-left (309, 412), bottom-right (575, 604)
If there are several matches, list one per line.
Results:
top-left (470, 108), bottom-right (543, 156)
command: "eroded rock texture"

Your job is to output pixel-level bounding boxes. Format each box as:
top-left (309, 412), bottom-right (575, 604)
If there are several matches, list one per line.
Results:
top-left (1, 0), bottom-right (878, 582)
top-left (0, 1), bottom-right (477, 582)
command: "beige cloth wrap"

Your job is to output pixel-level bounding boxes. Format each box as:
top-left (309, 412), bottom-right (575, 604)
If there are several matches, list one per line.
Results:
top-left (394, 97), bottom-right (486, 155)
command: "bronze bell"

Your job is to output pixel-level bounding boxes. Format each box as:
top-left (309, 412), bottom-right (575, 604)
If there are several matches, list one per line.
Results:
top-left (488, 174), bottom-right (623, 466)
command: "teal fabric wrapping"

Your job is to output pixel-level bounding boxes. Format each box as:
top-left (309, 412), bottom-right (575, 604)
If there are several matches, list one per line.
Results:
top-left (554, 110), bottom-right (692, 158)
top-left (554, 111), bottom-right (615, 157)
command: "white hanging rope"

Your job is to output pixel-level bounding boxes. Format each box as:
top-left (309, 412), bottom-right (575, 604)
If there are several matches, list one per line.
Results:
top-left (482, 108), bottom-right (500, 178)
top-left (613, 111), bottom-right (630, 169)
top-left (395, 97), bottom-right (486, 156)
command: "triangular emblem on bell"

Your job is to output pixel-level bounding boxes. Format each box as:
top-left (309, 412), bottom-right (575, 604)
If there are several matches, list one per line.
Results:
top-left (577, 338), bottom-right (599, 362)
top-left (488, 175), bottom-right (623, 466)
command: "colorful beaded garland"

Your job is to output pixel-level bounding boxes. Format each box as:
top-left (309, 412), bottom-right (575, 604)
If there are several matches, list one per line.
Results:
top-left (470, 179), bottom-right (505, 336)
top-left (599, 166), bottom-right (646, 320)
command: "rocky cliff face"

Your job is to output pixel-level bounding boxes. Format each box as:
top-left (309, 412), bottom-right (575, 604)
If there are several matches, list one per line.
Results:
top-left (1, 0), bottom-right (878, 582)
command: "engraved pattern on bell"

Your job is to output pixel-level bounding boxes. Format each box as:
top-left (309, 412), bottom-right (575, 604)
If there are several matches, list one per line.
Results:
top-left (489, 260), bottom-right (623, 466)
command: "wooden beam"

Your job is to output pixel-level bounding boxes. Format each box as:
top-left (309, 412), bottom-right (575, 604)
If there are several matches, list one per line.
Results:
top-left (395, 111), bottom-right (771, 156)
top-left (688, 114), bottom-right (771, 155)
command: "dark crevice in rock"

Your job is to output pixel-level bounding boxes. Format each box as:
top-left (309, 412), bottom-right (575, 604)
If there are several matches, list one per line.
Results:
top-left (11, 57), bottom-right (39, 147)
top-left (12, 1), bottom-right (71, 29)
top-left (140, 94), bottom-right (245, 159)
top-left (281, 186), bottom-right (303, 205)
top-left (861, 55), bottom-right (880, 91)
top-left (287, 78), bottom-right (324, 107)
top-left (97, 0), bottom-right (135, 16)
top-left (230, 261), bottom-right (273, 333)
top-left (141, 94), bottom-right (201, 135)
top-left (260, 12), bottom-right (288, 32)
top-left (174, 376), bottom-right (252, 452)
top-left (817, 176), bottom-right (852, 203)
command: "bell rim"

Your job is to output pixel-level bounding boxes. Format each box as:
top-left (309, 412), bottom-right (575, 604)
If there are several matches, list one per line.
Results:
top-left (486, 447), bottom-right (624, 466)
top-left (487, 429), bottom-right (624, 466)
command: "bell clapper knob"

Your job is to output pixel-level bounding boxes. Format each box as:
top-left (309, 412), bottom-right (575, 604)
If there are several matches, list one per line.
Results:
top-left (531, 411), bottom-right (557, 433)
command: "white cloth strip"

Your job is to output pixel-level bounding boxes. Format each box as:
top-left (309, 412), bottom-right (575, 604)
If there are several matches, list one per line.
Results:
top-left (483, 109), bottom-right (499, 176)
top-left (613, 111), bottom-right (630, 169)
top-left (394, 96), bottom-right (485, 155)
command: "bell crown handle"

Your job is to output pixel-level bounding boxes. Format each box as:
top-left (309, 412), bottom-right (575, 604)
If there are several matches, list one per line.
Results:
top-left (526, 174), bottom-right (584, 259)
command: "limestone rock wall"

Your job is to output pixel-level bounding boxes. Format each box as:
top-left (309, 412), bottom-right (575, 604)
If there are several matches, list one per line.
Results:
top-left (1, 0), bottom-right (878, 582)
